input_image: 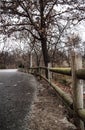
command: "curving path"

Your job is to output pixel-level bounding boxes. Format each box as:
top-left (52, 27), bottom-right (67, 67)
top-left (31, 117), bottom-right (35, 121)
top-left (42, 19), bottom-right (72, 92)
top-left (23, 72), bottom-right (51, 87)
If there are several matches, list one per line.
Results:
top-left (0, 69), bottom-right (37, 130)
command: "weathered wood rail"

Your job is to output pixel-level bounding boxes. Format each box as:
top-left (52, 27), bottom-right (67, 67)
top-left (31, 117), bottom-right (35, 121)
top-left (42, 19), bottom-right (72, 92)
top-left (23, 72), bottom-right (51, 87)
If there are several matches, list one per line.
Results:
top-left (29, 67), bottom-right (85, 79)
top-left (23, 53), bottom-right (85, 129)
top-left (29, 66), bottom-right (85, 121)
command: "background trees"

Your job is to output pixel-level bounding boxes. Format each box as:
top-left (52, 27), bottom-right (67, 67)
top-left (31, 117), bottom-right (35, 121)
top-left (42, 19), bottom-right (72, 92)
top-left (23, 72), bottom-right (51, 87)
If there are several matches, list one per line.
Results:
top-left (0, 0), bottom-right (85, 73)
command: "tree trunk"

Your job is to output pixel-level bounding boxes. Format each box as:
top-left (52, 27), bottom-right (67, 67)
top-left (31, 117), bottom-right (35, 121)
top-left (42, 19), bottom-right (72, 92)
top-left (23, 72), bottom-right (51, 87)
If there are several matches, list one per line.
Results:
top-left (39, 0), bottom-right (50, 78)
top-left (41, 38), bottom-right (50, 78)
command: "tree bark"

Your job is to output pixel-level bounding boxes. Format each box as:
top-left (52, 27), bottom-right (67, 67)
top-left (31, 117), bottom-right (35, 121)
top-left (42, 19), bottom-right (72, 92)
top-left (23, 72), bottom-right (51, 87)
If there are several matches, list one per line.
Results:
top-left (41, 37), bottom-right (50, 78)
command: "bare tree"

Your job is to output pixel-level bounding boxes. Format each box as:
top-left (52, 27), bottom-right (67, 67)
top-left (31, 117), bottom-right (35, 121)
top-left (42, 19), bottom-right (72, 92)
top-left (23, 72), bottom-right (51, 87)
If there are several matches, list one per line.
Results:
top-left (0, 0), bottom-right (85, 76)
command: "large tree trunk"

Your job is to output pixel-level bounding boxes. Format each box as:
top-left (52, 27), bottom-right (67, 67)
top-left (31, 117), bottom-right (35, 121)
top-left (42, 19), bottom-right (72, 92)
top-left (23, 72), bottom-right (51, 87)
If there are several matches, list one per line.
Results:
top-left (39, 0), bottom-right (50, 78)
top-left (41, 37), bottom-right (50, 78)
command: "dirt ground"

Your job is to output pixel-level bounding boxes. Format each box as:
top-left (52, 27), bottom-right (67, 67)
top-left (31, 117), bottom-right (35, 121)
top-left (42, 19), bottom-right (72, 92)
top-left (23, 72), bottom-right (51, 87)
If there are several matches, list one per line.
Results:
top-left (28, 77), bottom-right (79, 130)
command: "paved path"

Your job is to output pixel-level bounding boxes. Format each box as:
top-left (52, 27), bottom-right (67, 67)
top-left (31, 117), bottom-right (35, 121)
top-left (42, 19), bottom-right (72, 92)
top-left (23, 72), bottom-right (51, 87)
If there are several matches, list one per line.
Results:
top-left (0, 69), bottom-right (37, 130)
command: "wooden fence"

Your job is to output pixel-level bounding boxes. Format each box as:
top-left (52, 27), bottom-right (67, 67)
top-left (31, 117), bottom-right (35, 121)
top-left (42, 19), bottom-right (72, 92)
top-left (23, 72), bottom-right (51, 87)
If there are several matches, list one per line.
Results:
top-left (27, 53), bottom-right (85, 129)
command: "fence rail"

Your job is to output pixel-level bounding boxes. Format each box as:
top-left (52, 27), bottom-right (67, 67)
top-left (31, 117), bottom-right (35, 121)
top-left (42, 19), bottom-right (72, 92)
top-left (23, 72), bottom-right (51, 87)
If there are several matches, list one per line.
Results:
top-left (26, 54), bottom-right (85, 129)
top-left (28, 66), bottom-right (85, 121)
top-left (29, 67), bottom-right (85, 79)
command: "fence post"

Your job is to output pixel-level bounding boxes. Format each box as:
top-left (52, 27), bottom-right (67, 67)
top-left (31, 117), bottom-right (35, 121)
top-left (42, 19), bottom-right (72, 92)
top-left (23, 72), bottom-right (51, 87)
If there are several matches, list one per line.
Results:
top-left (71, 53), bottom-right (84, 130)
top-left (39, 67), bottom-right (41, 79)
top-left (48, 63), bottom-right (52, 82)
top-left (30, 52), bottom-right (33, 68)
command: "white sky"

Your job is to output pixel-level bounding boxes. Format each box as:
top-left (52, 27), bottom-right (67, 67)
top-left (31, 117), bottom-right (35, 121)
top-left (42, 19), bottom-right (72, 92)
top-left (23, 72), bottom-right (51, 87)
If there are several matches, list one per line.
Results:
top-left (77, 24), bottom-right (85, 41)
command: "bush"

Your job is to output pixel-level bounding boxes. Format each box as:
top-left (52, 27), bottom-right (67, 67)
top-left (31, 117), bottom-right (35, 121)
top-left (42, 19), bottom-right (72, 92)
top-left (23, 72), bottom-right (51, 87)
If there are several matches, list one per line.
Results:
top-left (0, 64), bottom-right (6, 69)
